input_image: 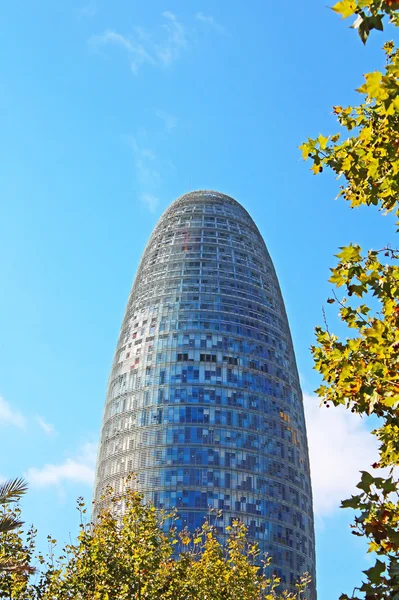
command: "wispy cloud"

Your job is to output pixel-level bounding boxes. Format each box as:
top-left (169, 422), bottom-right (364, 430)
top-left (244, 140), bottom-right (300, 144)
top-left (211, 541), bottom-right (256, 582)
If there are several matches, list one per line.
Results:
top-left (141, 193), bottom-right (159, 213)
top-left (0, 396), bottom-right (26, 428)
top-left (195, 12), bottom-right (226, 34)
top-left (89, 11), bottom-right (187, 74)
top-left (155, 109), bottom-right (177, 132)
top-left (129, 137), bottom-right (160, 182)
top-left (36, 415), bottom-right (56, 437)
top-left (128, 136), bottom-right (160, 213)
top-left (157, 11), bottom-right (187, 66)
top-left (26, 442), bottom-right (96, 488)
top-left (97, 30), bottom-right (134, 52)
top-left (304, 393), bottom-right (378, 518)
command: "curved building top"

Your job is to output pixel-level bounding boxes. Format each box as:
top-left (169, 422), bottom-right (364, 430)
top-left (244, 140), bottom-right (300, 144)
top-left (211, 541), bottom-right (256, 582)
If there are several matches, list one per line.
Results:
top-left (155, 190), bottom-right (262, 237)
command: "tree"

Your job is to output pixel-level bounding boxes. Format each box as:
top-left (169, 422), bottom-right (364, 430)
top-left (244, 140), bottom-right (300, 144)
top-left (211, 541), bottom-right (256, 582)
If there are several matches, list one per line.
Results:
top-left (0, 478), bottom-right (36, 599)
top-left (9, 486), bottom-right (310, 600)
top-left (0, 479), bottom-right (28, 538)
top-left (300, 3), bottom-right (399, 598)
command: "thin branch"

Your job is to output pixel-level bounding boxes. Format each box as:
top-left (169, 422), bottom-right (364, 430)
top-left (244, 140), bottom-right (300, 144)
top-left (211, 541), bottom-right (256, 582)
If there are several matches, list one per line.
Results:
top-left (322, 305), bottom-right (330, 335)
top-left (332, 289), bottom-right (369, 326)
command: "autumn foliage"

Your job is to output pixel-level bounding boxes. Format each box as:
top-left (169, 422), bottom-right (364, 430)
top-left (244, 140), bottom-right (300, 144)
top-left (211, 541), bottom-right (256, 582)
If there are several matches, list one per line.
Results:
top-left (301, 1), bottom-right (399, 598)
top-left (0, 486), bottom-right (310, 600)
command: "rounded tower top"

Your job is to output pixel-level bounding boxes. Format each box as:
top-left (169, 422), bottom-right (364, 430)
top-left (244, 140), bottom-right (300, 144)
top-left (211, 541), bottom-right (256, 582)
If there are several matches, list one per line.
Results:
top-left (157, 190), bottom-right (261, 238)
top-left (166, 189), bottom-right (250, 212)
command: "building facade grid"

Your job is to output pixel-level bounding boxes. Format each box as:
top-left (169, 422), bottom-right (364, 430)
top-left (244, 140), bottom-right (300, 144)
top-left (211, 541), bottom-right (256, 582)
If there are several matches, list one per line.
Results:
top-left (94, 191), bottom-right (316, 596)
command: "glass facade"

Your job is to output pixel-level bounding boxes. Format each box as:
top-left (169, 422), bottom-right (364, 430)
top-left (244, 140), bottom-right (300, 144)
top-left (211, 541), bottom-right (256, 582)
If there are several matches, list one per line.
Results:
top-left (94, 191), bottom-right (316, 597)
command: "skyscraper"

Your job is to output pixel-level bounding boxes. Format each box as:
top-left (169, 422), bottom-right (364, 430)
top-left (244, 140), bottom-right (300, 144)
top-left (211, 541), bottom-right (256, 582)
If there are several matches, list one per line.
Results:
top-left (94, 190), bottom-right (316, 595)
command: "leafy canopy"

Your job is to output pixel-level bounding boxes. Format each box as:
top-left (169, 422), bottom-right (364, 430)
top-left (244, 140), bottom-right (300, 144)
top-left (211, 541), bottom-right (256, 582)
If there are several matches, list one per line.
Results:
top-left (299, 42), bottom-right (399, 220)
top-left (0, 478), bottom-right (35, 598)
top-left (0, 486), bottom-right (311, 600)
top-left (301, 1), bottom-right (399, 598)
top-left (331, 0), bottom-right (399, 43)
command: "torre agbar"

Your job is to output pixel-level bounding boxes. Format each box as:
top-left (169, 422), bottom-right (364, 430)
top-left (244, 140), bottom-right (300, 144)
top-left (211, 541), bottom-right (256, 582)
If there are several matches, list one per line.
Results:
top-left (94, 190), bottom-right (316, 595)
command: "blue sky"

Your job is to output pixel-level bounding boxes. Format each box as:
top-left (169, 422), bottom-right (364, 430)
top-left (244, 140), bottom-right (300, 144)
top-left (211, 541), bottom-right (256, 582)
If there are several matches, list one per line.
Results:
top-left (0, 1), bottom-right (397, 597)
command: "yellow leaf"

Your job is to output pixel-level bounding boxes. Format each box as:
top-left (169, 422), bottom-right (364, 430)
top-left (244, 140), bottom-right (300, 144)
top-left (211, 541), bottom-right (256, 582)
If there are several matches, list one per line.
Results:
top-left (311, 163), bottom-right (323, 175)
top-left (368, 541), bottom-right (380, 553)
top-left (318, 134), bottom-right (329, 150)
top-left (342, 155), bottom-right (354, 171)
top-left (332, 0), bottom-right (357, 18)
top-left (367, 158), bottom-right (379, 178)
top-left (299, 142), bottom-right (310, 160)
top-left (357, 71), bottom-right (386, 100)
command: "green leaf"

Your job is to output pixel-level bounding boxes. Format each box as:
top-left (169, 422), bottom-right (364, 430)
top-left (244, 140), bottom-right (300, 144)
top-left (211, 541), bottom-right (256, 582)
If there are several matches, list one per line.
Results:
top-left (356, 471), bottom-right (374, 493)
top-left (363, 559), bottom-right (386, 585)
top-left (336, 244), bottom-right (362, 263)
top-left (382, 478), bottom-right (399, 495)
top-left (369, 15), bottom-right (384, 31)
top-left (341, 494), bottom-right (363, 509)
top-left (0, 478), bottom-right (28, 505)
top-left (0, 515), bottom-right (24, 534)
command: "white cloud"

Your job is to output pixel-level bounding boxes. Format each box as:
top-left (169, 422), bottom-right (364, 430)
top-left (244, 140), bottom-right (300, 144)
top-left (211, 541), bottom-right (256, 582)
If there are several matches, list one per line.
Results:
top-left (141, 193), bottom-right (159, 213)
top-left (0, 396), bottom-right (26, 428)
top-left (133, 149), bottom-right (158, 181)
top-left (26, 442), bottom-right (96, 488)
top-left (157, 11), bottom-right (187, 66)
top-left (128, 136), bottom-right (161, 212)
top-left (89, 12), bottom-right (186, 74)
top-left (195, 12), bottom-right (226, 34)
top-left (155, 109), bottom-right (177, 132)
top-left (36, 415), bottom-right (56, 437)
top-left (129, 137), bottom-right (160, 183)
top-left (304, 393), bottom-right (378, 517)
top-left (96, 30), bottom-right (134, 52)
